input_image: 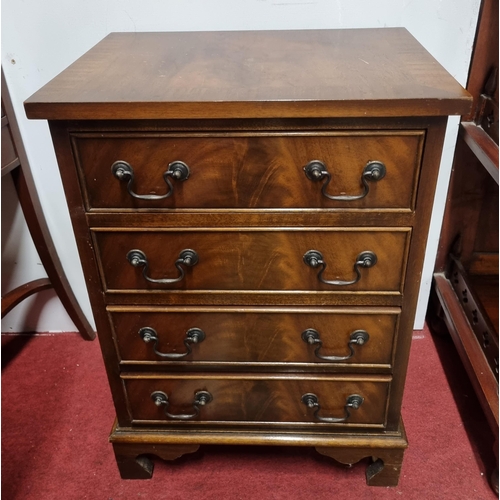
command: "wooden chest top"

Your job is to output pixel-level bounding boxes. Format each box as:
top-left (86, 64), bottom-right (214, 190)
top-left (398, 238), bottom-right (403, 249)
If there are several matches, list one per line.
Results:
top-left (24, 29), bottom-right (471, 120)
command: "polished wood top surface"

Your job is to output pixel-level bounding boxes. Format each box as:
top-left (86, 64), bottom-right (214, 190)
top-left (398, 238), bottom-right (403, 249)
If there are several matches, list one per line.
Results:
top-left (25, 29), bottom-right (471, 120)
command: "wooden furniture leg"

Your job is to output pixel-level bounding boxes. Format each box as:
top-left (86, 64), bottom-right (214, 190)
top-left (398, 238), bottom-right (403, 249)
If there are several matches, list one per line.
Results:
top-left (1, 69), bottom-right (95, 340)
top-left (315, 446), bottom-right (405, 487)
top-left (1, 278), bottom-right (52, 318)
top-left (112, 442), bottom-right (200, 479)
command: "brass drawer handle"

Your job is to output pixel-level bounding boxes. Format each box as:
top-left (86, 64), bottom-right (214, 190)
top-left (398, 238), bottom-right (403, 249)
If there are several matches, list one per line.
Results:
top-left (303, 250), bottom-right (377, 286)
top-left (302, 329), bottom-right (369, 361)
top-left (151, 390), bottom-right (212, 420)
top-left (139, 327), bottom-right (205, 358)
top-left (301, 393), bottom-right (364, 423)
top-left (304, 160), bottom-right (386, 201)
top-left (111, 160), bottom-right (190, 200)
top-left (126, 249), bottom-right (198, 284)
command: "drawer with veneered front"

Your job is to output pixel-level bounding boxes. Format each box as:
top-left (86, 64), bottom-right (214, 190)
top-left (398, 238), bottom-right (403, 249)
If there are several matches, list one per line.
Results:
top-left (122, 373), bottom-right (391, 429)
top-left (92, 227), bottom-right (411, 295)
top-left (72, 131), bottom-right (424, 211)
top-left (108, 306), bottom-right (400, 372)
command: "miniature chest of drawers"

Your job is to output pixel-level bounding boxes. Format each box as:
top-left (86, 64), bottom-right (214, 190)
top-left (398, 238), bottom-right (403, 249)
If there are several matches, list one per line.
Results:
top-left (25, 29), bottom-right (471, 486)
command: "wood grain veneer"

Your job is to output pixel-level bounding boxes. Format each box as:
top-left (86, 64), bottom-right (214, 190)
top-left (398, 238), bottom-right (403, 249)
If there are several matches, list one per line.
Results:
top-left (108, 306), bottom-right (400, 370)
top-left (92, 228), bottom-right (410, 293)
top-left (72, 130), bottom-right (424, 211)
top-left (122, 373), bottom-right (391, 427)
top-left (25, 29), bottom-right (471, 120)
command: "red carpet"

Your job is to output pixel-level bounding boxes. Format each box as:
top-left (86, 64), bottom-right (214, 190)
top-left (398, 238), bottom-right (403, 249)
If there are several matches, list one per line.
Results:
top-left (2, 325), bottom-right (496, 500)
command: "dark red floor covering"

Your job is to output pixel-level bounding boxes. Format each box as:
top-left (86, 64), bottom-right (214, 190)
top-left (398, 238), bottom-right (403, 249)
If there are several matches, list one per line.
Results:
top-left (2, 325), bottom-right (496, 500)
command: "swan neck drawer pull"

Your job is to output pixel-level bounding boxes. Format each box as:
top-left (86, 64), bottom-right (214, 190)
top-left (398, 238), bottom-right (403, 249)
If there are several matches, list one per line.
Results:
top-left (303, 250), bottom-right (377, 286)
top-left (302, 329), bottom-right (369, 361)
top-left (301, 393), bottom-right (364, 423)
top-left (127, 248), bottom-right (198, 284)
top-left (140, 327), bottom-right (205, 359)
top-left (303, 160), bottom-right (386, 201)
top-left (151, 390), bottom-right (212, 420)
top-left (111, 160), bottom-right (190, 200)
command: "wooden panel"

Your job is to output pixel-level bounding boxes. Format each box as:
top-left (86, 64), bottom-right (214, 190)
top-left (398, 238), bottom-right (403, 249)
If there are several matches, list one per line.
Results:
top-left (24, 30), bottom-right (471, 120)
top-left (460, 122), bottom-right (498, 183)
top-left (473, 177), bottom-right (499, 255)
top-left (464, 0), bottom-right (499, 123)
top-left (103, 290), bottom-right (404, 308)
top-left (469, 275), bottom-right (499, 336)
top-left (434, 133), bottom-right (493, 270)
top-left (72, 131), bottom-right (424, 211)
top-left (85, 210), bottom-right (415, 229)
top-left (434, 273), bottom-right (499, 431)
top-left (93, 228), bottom-right (410, 293)
top-left (469, 253), bottom-right (499, 275)
top-left (108, 306), bottom-right (400, 368)
top-left (449, 259), bottom-right (498, 379)
top-left (122, 373), bottom-right (391, 427)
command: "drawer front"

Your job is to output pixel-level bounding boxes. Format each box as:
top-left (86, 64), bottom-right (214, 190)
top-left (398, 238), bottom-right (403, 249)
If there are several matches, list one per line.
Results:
top-left (93, 228), bottom-right (410, 293)
top-left (109, 307), bottom-right (399, 368)
top-left (73, 131), bottom-right (424, 210)
top-left (123, 374), bottom-right (390, 427)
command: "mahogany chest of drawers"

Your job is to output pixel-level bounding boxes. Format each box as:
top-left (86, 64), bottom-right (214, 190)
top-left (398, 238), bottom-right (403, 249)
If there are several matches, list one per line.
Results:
top-left (25, 29), bottom-right (471, 486)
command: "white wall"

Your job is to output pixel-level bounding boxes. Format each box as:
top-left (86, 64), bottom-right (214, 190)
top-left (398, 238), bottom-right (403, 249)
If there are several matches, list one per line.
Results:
top-left (2, 0), bottom-right (481, 332)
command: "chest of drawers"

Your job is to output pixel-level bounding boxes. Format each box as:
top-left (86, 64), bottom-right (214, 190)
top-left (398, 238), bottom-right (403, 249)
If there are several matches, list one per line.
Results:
top-left (25, 29), bottom-right (471, 486)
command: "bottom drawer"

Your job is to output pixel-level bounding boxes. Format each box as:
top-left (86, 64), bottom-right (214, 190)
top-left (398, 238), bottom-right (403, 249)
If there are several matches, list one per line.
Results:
top-left (123, 374), bottom-right (390, 428)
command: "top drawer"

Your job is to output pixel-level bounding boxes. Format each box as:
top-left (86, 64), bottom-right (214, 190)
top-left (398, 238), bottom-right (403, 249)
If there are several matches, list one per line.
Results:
top-left (71, 131), bottom-right (424, 211)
